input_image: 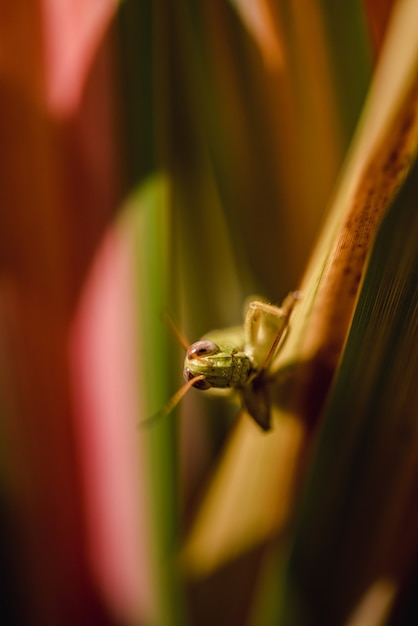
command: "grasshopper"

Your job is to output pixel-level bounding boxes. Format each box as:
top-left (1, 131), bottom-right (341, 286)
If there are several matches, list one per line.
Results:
top-left (182, 292), bottom-right (300, 430)
top-left (144, 292), bottom-right (300, 430)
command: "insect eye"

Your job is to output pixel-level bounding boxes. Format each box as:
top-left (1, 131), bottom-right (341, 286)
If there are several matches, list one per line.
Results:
top-left (187, 340), bottom-right (219, 359)
top-left (183, 368), bottom-right (212, 389)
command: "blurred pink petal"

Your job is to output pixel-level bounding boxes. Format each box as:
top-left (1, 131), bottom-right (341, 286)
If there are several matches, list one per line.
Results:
top-left (0, 281), bottom-right (114, 625)
top-left (41, 0), bottom-right (116, 114)
top-left (70, 222), bottom-right (155, 625)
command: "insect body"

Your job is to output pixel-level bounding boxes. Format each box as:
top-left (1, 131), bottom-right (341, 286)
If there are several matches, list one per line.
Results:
top-left (183, 291), bottom-right (300, 431)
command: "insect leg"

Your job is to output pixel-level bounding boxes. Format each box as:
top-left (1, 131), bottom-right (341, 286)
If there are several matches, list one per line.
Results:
top-left (244, 292), bottom-right (301, 370)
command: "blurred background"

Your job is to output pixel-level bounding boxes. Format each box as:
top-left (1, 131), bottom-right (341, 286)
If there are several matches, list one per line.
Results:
top-left (0, 1), bottom-right (417, 625)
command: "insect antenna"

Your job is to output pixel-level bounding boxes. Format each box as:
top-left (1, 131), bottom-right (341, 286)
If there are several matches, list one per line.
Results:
top-left (138, 313), bottom-right (195, 428)
top-left (163, 312), bottom-right (190, 351)
top-left (139, 375), bottom-right (205, 428)
top-left (260, 324), bottom-right (289, 373)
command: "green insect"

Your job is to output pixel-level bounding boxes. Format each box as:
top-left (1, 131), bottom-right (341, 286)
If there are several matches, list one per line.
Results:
top-left (150, 291), bottom-right (300, 431)
top-left (182, 291), bottom-right (300, 430)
